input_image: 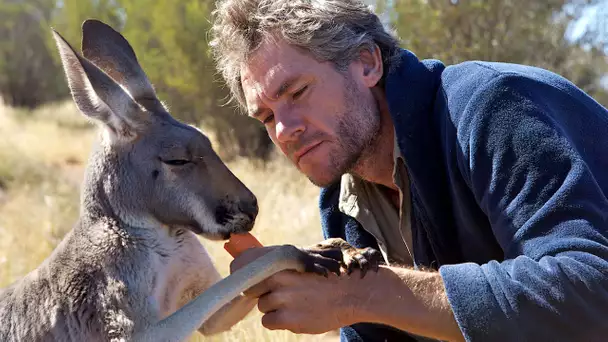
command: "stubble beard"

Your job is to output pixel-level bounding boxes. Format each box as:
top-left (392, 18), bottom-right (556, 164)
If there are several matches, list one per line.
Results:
top-left (307, 79), bottom-right (381, 188)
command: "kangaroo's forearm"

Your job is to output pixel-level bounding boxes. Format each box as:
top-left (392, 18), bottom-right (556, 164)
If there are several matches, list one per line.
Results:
top-left (132, 247), bottom-right (306, 342)
top-left (198, 294), bottom-right (257, 335)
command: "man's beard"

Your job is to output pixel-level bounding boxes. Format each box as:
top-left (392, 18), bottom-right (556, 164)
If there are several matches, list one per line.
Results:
top-left (307, 78), bottom-right (381, 187)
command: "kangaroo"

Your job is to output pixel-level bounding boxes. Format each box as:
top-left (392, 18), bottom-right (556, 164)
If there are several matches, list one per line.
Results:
top-left (0, 20), bottom-right (383, 342)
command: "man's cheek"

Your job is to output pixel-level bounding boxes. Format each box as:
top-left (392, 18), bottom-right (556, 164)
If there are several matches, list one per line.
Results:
top-left (277, 144), bottom-right (292, 162)
top-left (267, 129), bottom-right (283, 151)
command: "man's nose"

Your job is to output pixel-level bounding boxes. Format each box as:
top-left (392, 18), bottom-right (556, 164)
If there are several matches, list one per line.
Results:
top-left (275, 113), bottom-right (305, 144)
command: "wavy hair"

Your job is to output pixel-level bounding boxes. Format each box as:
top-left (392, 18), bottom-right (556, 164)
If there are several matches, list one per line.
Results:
top-left (210, 0), bottom-right (401, 110)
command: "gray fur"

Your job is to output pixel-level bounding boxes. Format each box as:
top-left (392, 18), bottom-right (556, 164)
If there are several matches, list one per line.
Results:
top-left (0, 20), bottom-right (262, 341)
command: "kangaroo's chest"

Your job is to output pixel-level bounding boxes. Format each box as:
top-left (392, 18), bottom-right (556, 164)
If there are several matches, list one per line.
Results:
top-left (147, 229), bottom-right (222, 319)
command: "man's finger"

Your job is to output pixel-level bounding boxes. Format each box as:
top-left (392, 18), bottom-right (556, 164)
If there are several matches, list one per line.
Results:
top-left (261, 310), bottom-right (296, 332)
top-left (243, 278), bottom-right (272, 298)
top-left (261, 310), bottom-right (280, 331)
top-left (262, 310), bottom-right (313, 334)
top-left (243, 270), bottom-right (301, 297)
top-left (257, 289), bottom-right (290, 313)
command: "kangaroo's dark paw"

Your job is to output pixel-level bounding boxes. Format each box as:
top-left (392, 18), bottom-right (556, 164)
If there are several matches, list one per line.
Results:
top-left (304, 238), bottom-right (384, 278)
top-left (283, 245), bottom-right (342, 278)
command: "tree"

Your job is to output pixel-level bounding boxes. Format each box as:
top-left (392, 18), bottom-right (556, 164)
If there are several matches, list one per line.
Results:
top-left (1, 0), bottom-right (270, 159)
top-left (0, 0), bottom-right (64, 108)
top-left (115, 0), bottom-right (271, 159)
top-left (389, 0), bottom-right (608, 106)
top-left (0, 0), bottom-right (124, 108)
top-left (51, 0), bottom-right (124, 47)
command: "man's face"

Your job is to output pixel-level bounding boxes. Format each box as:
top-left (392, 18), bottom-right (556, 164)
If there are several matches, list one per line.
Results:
top-left (241, 39), bottom-right (380, 187)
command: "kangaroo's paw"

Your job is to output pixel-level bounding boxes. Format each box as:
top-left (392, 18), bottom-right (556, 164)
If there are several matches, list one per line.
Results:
top-left (304, 238), bottom-right (384, 278)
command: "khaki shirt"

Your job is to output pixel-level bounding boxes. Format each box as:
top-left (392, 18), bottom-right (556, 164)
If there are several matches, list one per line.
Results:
top-left (338, 136), bottom-right (414, 266)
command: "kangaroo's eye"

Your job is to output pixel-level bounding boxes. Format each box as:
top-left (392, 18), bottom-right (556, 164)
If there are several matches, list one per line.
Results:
top-left (163, 159), bottom-right (191, 166)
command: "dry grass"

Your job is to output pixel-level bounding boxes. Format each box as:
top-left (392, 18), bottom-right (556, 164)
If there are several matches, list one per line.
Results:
top-left (0, 100), bottom-right (337, 341)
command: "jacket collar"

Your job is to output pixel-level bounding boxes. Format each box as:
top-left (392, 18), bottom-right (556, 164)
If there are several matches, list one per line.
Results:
top-left (384, 50), bottom-right (464, 266)
top-left (385, 49), bottom-right (445, 173)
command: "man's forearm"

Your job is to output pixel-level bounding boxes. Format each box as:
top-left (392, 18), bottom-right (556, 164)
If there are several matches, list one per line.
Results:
top-left (343, 266), bottom-right (464, 342)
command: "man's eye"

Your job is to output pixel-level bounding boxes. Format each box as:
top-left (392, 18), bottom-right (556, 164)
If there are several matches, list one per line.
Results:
top-left (263, 114), bottom-right (275, 124)
top-left (293, 85), bottom-right (308, 100)
top-left (163, 159), bottom-right (191, 166)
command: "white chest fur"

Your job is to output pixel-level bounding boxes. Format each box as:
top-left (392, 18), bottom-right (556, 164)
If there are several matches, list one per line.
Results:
top-left (147, 229), bottom-right (222, 318)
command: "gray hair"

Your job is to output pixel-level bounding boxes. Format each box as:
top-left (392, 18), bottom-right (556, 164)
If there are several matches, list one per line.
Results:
top-left (210, 0), bottom-right (401, 111)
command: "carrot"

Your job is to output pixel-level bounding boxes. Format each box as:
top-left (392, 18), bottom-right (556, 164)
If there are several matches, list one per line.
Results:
top-left (224, 232), bottom-right (263, 258)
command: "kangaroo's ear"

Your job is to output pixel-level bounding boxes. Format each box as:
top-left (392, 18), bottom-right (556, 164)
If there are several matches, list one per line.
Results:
top-left (52, 28), bottom-right (148, 142)
top-left (81, 19), bottom-right (162, 111)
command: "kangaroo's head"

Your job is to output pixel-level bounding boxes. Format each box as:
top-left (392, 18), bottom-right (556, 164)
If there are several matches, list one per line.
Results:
top-left (51, 20), bottom-right (258, 240)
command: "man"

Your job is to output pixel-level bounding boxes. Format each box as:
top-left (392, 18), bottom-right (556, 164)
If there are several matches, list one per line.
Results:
top-left (210, 0), bottom-right (608, 341)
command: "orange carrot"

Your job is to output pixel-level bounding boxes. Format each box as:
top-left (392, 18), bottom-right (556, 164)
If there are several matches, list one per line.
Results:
top-left (224, 232), bottom-right (263, 258)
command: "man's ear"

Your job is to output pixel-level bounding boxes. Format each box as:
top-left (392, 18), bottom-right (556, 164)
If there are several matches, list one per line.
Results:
top-left (358, 44), bottom-right (384, 88)
top-left (52, 28), bottom-right (146, 141)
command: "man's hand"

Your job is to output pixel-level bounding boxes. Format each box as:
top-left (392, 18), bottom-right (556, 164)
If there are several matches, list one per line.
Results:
top-left (231, 246), bottom-right (464, 341)
top-left (230, 246), bottom-right (361, 334)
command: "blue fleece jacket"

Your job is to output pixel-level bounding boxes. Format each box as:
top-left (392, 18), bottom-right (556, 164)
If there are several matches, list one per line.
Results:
top-left (319, 49), bottom-right (608, 342)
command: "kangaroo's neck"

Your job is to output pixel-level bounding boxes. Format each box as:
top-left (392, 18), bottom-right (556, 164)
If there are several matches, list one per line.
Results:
top-left (79, 141), bottom-right (151, 231)
top-left (80, 142), bottom-right (125, 227)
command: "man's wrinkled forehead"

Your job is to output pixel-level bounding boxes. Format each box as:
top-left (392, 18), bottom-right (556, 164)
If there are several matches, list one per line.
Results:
top-left (241, 65), bottom-right (286, 117)
top-left (242, 64), bottom-right (290, 100)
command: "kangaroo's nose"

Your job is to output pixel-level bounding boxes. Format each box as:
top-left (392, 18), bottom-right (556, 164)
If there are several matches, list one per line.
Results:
top-left (238, 197), bottom-right (258, 221)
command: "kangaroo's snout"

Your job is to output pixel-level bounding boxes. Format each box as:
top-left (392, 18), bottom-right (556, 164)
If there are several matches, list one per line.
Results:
top-left (238, 197), bottom-right (258, 221)
top-left (200, 161), bottom-right (260, 238)
top-left (213, 193), bottom-right (258, 237)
